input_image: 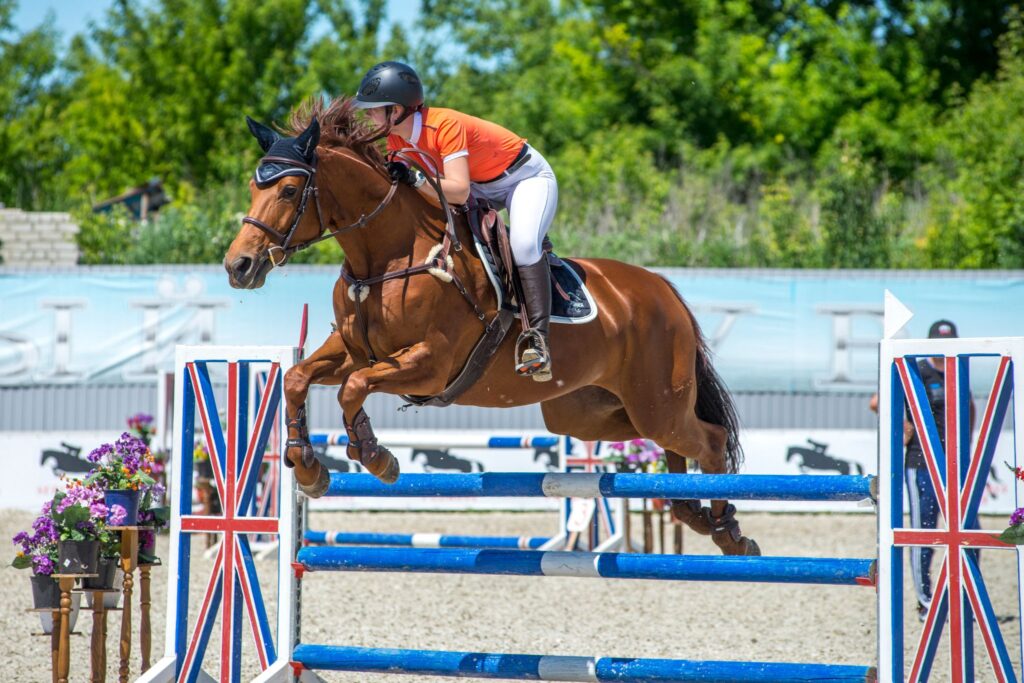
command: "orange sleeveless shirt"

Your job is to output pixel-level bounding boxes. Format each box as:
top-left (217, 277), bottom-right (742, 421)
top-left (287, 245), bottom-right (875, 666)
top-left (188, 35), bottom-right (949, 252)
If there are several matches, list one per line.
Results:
top-left (387, 107), bottom-right (525, 182)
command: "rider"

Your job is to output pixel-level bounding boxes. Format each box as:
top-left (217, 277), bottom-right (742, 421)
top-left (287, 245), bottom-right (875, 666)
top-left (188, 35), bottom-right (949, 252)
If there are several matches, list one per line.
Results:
top-left (353, 61), bottom-right (558, 382)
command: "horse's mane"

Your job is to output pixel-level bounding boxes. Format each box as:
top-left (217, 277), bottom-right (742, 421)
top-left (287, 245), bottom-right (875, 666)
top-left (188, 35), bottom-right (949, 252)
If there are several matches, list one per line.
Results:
top-left (287, 96), bottom-right (387, 169)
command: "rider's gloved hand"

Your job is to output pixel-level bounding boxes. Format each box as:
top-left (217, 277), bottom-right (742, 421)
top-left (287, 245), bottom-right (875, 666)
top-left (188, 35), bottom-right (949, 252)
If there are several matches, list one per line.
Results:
top-left (387, 161), bottom-right (424, 188)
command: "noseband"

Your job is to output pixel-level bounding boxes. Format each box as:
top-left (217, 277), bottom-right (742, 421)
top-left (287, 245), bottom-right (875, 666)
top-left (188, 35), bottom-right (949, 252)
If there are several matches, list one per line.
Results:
top-left (241, 154), bottom-right (398, 266)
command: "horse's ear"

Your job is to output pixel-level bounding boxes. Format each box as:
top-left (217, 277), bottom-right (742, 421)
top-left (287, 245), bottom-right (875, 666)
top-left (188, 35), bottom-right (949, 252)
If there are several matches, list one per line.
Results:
top-left (246, 116), bottom-right (279, 153)
top-left (295, 116), bottom-right (320, 162)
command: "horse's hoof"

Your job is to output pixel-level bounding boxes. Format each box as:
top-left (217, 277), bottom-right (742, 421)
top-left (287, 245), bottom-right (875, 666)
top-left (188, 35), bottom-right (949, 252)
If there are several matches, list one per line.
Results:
top-left (298, 465), bottom-right (330, 499)
top-left (367, 446), bottom-right (400, 484)
top-left (741, 537), bottom-right (761, 556)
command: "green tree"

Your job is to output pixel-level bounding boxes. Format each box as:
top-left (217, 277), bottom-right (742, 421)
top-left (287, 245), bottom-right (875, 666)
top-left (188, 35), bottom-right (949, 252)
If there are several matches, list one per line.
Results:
top-left (0, 1), bottom-right (62, 208)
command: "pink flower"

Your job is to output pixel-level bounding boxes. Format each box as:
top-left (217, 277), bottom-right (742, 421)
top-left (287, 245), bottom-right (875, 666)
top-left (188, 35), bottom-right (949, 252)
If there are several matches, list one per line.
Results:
top-left (108, 504), bottom-right (128, 526)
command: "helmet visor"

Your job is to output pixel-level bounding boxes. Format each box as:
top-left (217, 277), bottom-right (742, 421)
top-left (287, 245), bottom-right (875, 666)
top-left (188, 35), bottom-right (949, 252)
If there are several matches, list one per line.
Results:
top-left (353, 98), bottom-right (397, 110)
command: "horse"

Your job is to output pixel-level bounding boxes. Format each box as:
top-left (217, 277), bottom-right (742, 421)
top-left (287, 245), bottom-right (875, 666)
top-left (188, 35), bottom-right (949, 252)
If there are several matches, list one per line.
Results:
top-left (223, 97), bottom-right (759, 555)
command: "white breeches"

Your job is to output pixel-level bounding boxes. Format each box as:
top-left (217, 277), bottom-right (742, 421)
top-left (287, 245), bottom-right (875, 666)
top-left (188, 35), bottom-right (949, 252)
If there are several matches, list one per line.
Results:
top-left (470, 146), bottom-right (559, 266)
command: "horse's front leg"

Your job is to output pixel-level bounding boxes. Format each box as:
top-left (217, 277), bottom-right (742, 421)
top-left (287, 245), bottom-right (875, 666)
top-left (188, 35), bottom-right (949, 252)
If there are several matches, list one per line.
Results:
top-left (283, 329), bottom-right (354, 498)
top-left (340, 341), bottom-right (452, 484)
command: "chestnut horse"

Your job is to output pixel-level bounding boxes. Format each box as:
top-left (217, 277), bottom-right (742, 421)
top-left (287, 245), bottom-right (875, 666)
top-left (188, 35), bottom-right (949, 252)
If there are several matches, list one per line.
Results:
top-left (224, 98), bottom-right (759, 555)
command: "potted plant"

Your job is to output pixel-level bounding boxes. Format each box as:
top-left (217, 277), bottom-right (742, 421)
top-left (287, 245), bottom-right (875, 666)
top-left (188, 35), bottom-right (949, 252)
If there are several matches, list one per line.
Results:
top-left (86, 432), bottom-right (156, 526)
top-left (126, 412), bottom-right (156, 447)
top-left (603, 439), bottom-right (667, 474)
top-left (128, 411), bottom-right (170, 495)
top-left (82, 518), bottom-right (122, 591)
top-left (14, 510), bottom-right (84, 634)
top-left (12, 504), bottom-right (60, 608)
top-left (194, 440), bottom-right (214, 480)
top-left (137, 484), bottom-right (169, 565)
top-left (49, 482), bottom-right (113, 574)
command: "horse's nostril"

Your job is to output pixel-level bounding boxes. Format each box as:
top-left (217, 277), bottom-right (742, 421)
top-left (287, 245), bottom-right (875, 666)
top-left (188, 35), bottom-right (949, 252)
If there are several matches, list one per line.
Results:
top-left (231, 256), bottom-right (253, 280)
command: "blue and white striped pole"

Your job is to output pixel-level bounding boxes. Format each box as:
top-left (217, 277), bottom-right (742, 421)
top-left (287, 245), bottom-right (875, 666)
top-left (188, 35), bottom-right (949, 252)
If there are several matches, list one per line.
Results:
top-left (304, 530), bottom-right (550, 550)
top-left (291, 644), bottom-right (877, 682)
top-left (298, 547), bottom-right (876, 586)
top-left (325, 472), bottom-right (875, 501)
top-left (309, 433), bottom-right (561, 449)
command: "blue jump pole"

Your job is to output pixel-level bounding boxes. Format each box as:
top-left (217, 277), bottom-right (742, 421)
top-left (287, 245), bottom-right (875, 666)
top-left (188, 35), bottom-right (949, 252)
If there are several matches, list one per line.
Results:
top-left (309, 433), bottom-right (561, 448)
top-left (304, 530), bottom-right (551, 550)
top-left (298, 547), bottom-right (876, 586)
top-left (325, 472), bottom-right (875, 501)
top-left (291, 644), bottom-right (877, 682)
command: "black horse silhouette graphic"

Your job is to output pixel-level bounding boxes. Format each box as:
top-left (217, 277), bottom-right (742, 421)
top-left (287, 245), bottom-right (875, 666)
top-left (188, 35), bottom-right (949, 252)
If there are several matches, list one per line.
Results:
top-left (40, 443), bottom-right (94, 477)
top-left (312, 443), bottom-right (364, 473)
top-left (411, 448), bottom-right (484, 473)
top-left (786, 439), bottom-right (864, 476)
top-left (533, 445), bottom-right (560, 471)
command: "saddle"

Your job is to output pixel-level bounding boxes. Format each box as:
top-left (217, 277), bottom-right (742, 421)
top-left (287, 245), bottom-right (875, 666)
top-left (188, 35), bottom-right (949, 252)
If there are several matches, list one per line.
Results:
top-left (399, 197), bottom-right (596, 410)
top-left (459, 196), bottom-right (595, 324)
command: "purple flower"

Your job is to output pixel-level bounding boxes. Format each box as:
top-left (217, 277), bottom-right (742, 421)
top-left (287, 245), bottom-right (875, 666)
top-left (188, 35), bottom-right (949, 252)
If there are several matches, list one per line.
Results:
top-left (88, 442), bottom-right (114, 463)
top-left (31, 515), bottom-right (57, 543)
top-left (32, 554), bottom-right (55, 576)
top-left (108, 504), bottom-right (127, 526)
top-left (90, 501), bottom-right (109, 519)
top-left (1010, 507), bottom-right (1024, 527)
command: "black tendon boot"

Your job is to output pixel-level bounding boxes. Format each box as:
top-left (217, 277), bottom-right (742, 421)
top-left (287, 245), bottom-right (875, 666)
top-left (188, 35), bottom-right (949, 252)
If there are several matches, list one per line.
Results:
top-left (514, 259), bottom-right (553, 382)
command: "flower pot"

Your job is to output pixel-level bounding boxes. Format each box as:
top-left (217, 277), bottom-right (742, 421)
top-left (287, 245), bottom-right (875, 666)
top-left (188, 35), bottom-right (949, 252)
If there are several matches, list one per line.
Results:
top-left (57, 539), bottom-right (99, 575)
top-left (81, 556), bottom-right (118, 590)
top-left (195, 459), bottom-right (214, 480)
top-left (30, 574), bottom-right (60, 609)
top-left (84, 570), bottom-right (123, 609)
top-left (38, 593), bottom-right (81, 634)
top-left (104, 488), bottom-right (141, 526)
top-left (139, 529), bottom-right (160, 565)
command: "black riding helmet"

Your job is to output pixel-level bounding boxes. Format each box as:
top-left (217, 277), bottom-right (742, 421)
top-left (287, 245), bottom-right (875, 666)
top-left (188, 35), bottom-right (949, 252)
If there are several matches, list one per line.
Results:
top-left (354, 61), bottom-right (424, 125)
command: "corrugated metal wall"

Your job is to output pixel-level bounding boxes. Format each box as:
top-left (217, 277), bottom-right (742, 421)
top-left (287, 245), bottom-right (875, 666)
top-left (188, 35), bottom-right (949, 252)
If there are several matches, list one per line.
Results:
top-left (0, 383), bottom-right (877, 431)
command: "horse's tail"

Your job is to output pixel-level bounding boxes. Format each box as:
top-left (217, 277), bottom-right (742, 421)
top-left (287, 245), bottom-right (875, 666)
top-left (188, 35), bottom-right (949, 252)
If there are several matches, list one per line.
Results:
top-left (856, 462), bottom-right (865, 476)
top-left (660, 276), bottom-right (744, 473)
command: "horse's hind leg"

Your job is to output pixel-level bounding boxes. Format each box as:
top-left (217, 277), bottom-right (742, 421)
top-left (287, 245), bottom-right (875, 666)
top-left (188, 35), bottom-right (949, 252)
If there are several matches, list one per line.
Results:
top-left (662, 418), bottom-right (759, 556)
top-left (612, 342), bottom-right (759, 556)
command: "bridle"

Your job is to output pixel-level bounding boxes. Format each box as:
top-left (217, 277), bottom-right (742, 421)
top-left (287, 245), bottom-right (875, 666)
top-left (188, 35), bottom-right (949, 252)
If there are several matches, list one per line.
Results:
top-left (241, 154), bottom-right (398, 266)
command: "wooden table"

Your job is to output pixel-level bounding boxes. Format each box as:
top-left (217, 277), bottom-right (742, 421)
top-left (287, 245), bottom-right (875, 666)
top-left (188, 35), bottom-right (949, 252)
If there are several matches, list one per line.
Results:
top-left (107, 526), bottom-right (141, 683)
top-left (50, 573), bottom-right (97, 683)
top-left (26, 607), bottom-right (83, 683)
top-left (138, 560), bottom-right (160, 671)
top-left (74, 588), bottom-right (122, 683)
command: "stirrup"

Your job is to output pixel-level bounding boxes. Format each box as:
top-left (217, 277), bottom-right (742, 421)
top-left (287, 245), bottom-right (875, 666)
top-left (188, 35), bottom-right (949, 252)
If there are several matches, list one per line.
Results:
top-left (515, 331), bottom-right (551, 381)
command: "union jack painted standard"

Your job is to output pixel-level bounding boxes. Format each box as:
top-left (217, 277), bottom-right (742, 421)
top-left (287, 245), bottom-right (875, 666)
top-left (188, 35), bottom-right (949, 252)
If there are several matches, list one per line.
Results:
top-left (878, 334), bottom-right (1024, 682)
top-left (138, 345), bottom-right (299, 683)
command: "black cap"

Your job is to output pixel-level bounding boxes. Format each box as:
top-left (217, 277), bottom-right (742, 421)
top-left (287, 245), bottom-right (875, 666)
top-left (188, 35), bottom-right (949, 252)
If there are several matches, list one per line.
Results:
top-left (928, 319), bottom-right (958, 338)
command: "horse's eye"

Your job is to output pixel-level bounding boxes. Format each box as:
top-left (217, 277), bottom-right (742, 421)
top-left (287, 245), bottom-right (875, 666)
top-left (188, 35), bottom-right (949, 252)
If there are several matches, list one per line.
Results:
top-left (281, 185), bottom-right (298, 199)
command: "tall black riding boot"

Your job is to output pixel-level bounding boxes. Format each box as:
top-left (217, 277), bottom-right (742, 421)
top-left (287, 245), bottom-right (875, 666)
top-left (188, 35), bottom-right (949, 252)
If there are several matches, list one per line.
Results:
top-left (515, 259), bottom-right (552, 382)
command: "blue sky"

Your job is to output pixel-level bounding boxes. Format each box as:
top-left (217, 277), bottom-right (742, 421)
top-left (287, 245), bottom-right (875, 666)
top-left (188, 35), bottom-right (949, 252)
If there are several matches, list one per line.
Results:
top-left (13, 0), bottom-right (420, 44)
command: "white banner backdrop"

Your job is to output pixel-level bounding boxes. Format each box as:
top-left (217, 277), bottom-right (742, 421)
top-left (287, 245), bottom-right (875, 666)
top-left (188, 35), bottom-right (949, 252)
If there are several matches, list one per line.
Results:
top-left (3, 428), bottom-right (1015, 515)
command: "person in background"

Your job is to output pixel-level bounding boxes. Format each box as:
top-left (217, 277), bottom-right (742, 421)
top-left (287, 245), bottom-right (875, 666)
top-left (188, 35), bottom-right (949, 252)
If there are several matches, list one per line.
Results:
top-left (870, 319), bottom-right (973, 621)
